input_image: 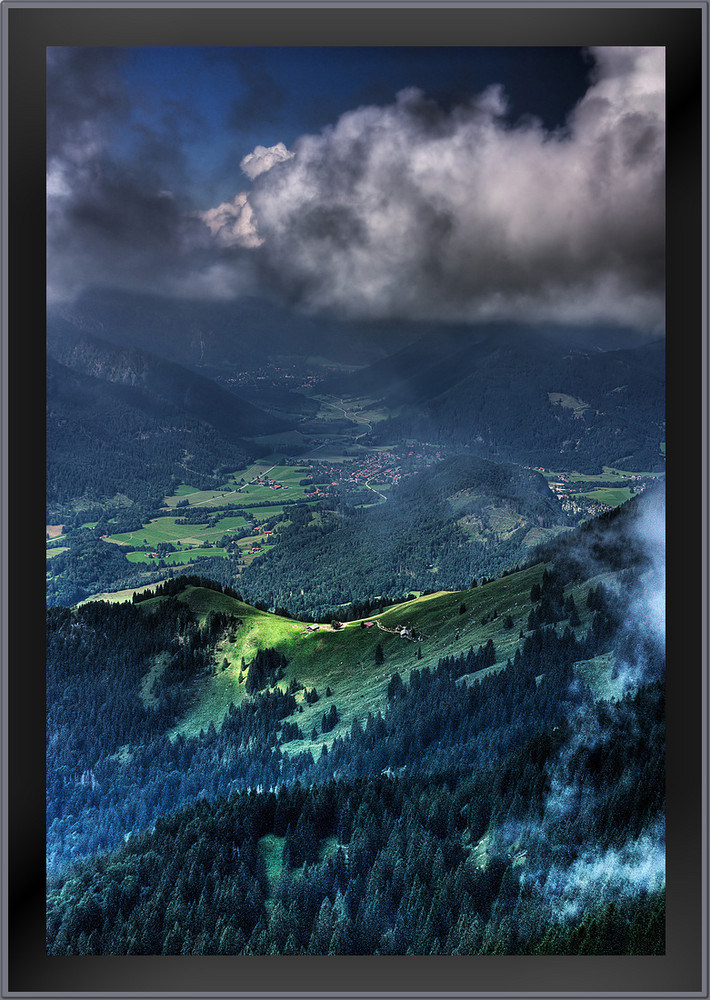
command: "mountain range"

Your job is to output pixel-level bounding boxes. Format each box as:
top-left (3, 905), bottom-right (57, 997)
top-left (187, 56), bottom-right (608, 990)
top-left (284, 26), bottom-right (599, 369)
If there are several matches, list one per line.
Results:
top-left (330, 324), bottom-right (665, 473)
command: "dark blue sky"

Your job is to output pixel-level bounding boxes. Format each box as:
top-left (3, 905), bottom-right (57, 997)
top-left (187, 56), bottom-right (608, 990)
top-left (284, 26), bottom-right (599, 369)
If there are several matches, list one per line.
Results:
top-left (119, 46), bottom-right (591, 205)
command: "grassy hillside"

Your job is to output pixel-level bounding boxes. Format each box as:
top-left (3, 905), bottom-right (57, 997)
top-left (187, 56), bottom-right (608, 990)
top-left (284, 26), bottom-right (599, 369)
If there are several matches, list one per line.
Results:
top-left (134, 563), bottom-right (614, 745)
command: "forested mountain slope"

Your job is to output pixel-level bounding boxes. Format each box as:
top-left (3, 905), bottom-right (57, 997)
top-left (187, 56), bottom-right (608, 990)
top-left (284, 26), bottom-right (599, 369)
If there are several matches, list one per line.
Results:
top-left (48, 288), bottom-right (424, 373)
top-left (236, 454), bottom-right (571, 619)
top-left (47, 489), bottom-right (665, 955)
top-left (47, 356), bottom-right (254, 510)
top-left (47, 322), bottom-right (291, 442)
top-left (330, 326), bottom-right (664, 473)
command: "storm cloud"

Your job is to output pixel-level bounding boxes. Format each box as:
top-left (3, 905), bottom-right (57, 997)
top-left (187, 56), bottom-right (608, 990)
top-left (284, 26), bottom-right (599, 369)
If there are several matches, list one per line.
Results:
top-left (46, 48), bottom-right (254, 304)
top-left (48, 47), bottom-right (665, 330)
top-left (238, 46), bottom-right (664, 328)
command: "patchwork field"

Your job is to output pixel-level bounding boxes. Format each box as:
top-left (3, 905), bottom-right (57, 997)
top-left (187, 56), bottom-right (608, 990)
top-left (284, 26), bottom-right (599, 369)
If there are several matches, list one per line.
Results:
top-left (164, 463), bottom-right (315, 508)
top-left (163, 489), bottom-right (239, 509)
top-left (108, 514), bottom-right (256, 545)
top-left (99, 449), bottom-right (377, 576)
top-left (568, 465), bottom-right (663, 482)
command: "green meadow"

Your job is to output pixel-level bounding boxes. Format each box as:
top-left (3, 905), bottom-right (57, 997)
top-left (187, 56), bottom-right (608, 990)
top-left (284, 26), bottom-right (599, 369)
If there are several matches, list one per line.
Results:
top-left (132, 563), bottom-right (610, 748)
top-left (107, 514), bottom-right (251, 549)
top-left (577, 487), bottom-right (633, 506)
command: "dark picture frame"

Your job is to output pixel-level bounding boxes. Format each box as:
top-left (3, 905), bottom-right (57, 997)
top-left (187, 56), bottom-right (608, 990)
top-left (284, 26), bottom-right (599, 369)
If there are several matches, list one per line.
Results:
top-left (3, 3), bottom-right (706, 996)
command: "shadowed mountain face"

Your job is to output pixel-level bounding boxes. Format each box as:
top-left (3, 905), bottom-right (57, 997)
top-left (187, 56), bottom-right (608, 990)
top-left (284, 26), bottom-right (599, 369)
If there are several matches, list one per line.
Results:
top-left (47, 289), bottom-right (426, 373)
top-left (46, 355), bottom-right (255, 510)
top-left (48, 291), bottom-right (653, 377)
top-left (323, 322), bottom-right (659, 400)
top-left (48, 294), bottom-right (663, 474)
top-left (47, 321), bottom-right (292, 443)
top-left (325, 324), bottom-right (664, 474)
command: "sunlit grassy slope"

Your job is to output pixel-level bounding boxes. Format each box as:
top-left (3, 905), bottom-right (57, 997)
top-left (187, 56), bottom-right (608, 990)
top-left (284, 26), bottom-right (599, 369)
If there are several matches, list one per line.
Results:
top-left (135, 562), bottom-right (620, 746)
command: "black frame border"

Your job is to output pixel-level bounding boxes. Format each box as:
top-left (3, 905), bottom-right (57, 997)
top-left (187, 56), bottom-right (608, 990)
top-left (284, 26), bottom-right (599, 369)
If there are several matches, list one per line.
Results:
top-left (3, 3), bottom-right (706, 997)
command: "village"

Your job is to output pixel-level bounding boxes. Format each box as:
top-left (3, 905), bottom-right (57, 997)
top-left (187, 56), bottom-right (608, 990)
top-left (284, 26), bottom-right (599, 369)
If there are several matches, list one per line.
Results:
top-left (296, 444), bottom-right (444, 501)
top-left (533, 468), bottom-right (656, 520)
top-left (303, 618), bottom-right (427, 641)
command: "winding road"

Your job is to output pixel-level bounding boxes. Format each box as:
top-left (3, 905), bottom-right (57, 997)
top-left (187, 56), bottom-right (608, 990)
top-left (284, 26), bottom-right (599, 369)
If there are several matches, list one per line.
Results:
top-left (320, 396), bottom-right (373, 439)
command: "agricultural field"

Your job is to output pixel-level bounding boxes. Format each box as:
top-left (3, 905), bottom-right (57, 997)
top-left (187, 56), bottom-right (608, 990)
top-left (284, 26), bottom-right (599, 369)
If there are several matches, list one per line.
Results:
top-left (80, 583), bottom-right (171, 606)
top-left (313, 394), bottom-right (389, 425)
top-left (236, 536), bottom-right (277, 566)
top-left (98, 458), bottom-right (326, 581)
top-left (106, 517), bottom-right (227, 547)
top-left (164, 462), bottom-right (316, 508)
top-left (344, 397), bottom-right (391, 426)
top-left (107, 514), bottom-right (256, 548)
top-left (113, 443), bottom-right (411, 573)
top-left (577, 487), bottom-right (633, 506)
top-left (543, 465), bottom-right (663, 484)
top-left (540, 465), bottom-right (663, 518)
top-left (163, 488), bottom-right (238, 509)
top-left (570, 465), bottom-right (663, 482)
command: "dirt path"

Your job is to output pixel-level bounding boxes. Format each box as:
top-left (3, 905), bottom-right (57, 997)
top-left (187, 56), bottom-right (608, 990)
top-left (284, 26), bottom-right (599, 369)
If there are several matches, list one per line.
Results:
top-left (190, 488), bottom-right (240, 507)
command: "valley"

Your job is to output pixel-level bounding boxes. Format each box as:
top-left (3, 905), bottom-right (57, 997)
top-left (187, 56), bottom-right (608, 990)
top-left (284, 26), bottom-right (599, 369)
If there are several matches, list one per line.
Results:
top-left (44, 298), bottom-right (667, 961)
top-left (46, 369), bottom-right (662, 608)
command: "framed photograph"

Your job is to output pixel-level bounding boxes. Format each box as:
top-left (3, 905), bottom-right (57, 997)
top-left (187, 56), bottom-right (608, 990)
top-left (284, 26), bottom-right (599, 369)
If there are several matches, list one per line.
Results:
top-left (3, 2), bottom-right (706, 996)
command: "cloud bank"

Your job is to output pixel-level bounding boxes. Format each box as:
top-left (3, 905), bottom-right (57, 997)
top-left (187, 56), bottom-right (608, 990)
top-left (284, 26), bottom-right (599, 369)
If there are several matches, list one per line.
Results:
top-left (535, 821), bottom-right (665, 922)
top-left (242, 46), bottom-right (664, 328)
top-left (48, 47), bottom-right (665, 330)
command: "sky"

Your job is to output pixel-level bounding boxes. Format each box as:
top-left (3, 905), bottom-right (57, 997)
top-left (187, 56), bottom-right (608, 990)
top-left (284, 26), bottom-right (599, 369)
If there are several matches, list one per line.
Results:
top-left (47, 46), bottom-right (665, 333)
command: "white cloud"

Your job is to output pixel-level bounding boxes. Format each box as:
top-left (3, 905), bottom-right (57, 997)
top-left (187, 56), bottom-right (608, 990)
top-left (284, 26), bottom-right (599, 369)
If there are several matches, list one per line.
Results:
top-left (229, 46), bottom-right (665, 329)
top-left (544, 822), bottom-right (665, 920)
top-left (240, 141), bottom-right (293, 180)
top-left (192, 142), bottom-right (296, 249)
top-left (196, 192), bottom-right (263, 248)
top-left (629, 485), bottom-right (666, 646)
